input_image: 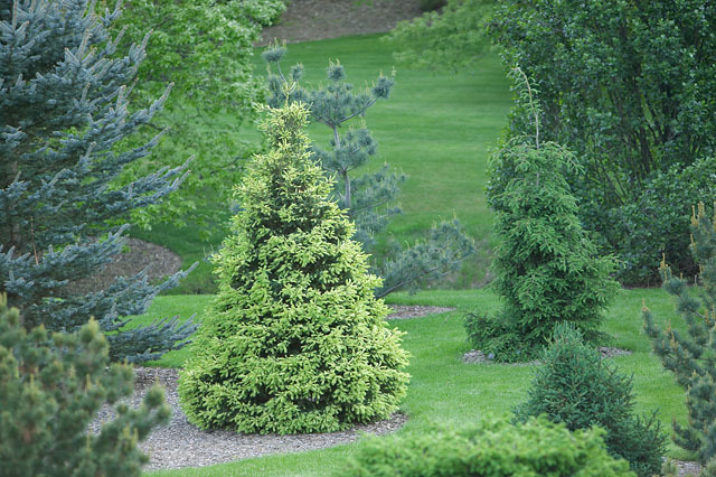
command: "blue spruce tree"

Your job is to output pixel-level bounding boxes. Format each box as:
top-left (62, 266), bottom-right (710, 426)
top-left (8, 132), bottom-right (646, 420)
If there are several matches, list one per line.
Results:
top-left (263, 45), bottom-right (474, 297)
top-left (0, 0), bottom-right (195, 362)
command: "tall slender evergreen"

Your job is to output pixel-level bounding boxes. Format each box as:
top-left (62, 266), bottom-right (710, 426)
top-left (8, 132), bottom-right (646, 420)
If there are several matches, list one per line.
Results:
top-left (0, 0), bottom-right (195, 362)
top-left (179, 103), bottom-right (409, 434)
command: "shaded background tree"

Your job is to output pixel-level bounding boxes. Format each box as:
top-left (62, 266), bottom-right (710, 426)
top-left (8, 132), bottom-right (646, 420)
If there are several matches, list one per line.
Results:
top-left (263, 45), bottom-right (474, 297)
top-left (0, 0), bottom-right (195, 362)
top-left (388, 0), bottom-right (716, 285)
top-left (108, 0), bottom-right (285, 232)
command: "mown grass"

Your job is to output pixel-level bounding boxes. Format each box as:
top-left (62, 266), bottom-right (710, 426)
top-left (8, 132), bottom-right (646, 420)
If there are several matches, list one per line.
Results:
top-left (134, 286), bottom-right (691, 476)
top-left (133, 33), bottom-right (512, 293)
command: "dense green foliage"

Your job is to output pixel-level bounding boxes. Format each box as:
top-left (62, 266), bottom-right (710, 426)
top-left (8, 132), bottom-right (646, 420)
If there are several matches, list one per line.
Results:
top-left (644, 202), bottom-right (716, 466)
top-left (0, 0), bottom-right (195, 362)
top-left (263, 45), bottom-right (474, 297)
top-left (487, 0), bottom-right (716, 284)
top-left (178, 104), bottom-right (409, 434)
top-left (466, 108), bottom-right (617, 360)
top-left (342, 416), bottom-right (635, 477)
top-left (112, 0), bottom-right (285, 230)
top-left (386, 0), bottom-right (493, 70)
top-left (0, 296), bottom-right (169, 477)
top-left (514, 324), bottom-right (665, 477)
top-left (389, 0), bottom-right (716, 284)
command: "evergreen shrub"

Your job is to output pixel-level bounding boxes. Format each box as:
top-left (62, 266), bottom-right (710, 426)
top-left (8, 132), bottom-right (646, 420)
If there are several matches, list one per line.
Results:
top-left (514, 323), bottom-right (665, 477)
top-left (0, 295), bottom-right (169, 477)
top-left (466, 134), bottom-right (617, 361)
top-left (644, 201), bottom-right (716, 466)
top-left (342, 416), bottom-right (635, 477)
top-left (178, 104), bottom-right (409, 434)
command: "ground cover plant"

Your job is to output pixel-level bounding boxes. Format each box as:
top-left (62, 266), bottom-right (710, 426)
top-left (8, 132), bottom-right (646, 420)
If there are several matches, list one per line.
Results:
top-left (133, 34), bottom-right (512, 293)
top-left (0, 296), bottom-right (169, 477)
top-left (514, 323), bottom-right (665, 477)
top-left (645, 202), bottom-right (716, 469)
top-left (178, 104), bottom-right (409, 434)
top-left (0, 0), bottom-right (195, 362)
top-left (134, 286), bottom-right (688, 476)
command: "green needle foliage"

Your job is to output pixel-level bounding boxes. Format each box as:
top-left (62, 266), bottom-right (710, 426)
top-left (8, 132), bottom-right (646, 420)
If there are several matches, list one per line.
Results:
top-left (262, 45), bottom-right (474, 298)
top-left (178, 103), bottom-right (409, 434)
top-left (466, 76), bottom-right (617, 361)
top-left (0, 295), bottom-right (170, 477)
top-left (514, 323), bottom-right (665, 477)
top-left (644, 202), bottom-right (716, 467)
top-left (0, 0), bottom-right (195, 362)
top-left (343, 416), bottom-right (635, 477)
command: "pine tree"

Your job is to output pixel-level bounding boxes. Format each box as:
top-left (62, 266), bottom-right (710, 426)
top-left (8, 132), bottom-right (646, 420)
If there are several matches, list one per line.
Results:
top-left (0, 294), bottom-right (170, 477)
top-left (178, 103), bottom-right (409, 434)
top-left (0, 0), bottom-right (196, 362)
top-left (263, 45), bottom-right (474, 297)
top-left (644, 201), bottom-right (716, 467)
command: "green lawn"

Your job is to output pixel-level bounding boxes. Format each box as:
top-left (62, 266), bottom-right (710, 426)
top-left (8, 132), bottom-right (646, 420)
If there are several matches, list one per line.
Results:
top-left (135, 286), bottom-right (691, 476)
top-left (133, 33), bottom-right (512, 293)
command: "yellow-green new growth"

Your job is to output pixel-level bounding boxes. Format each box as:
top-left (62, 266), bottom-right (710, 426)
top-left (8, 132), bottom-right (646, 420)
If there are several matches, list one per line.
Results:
top-left (179, 104), bottom-right (409, 434)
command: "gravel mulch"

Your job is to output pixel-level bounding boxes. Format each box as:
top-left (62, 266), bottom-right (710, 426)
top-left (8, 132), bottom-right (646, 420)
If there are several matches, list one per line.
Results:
top-left (387, 304), bottom-right (455, 320)
top-left (91, 367), bottom-right (407, 471)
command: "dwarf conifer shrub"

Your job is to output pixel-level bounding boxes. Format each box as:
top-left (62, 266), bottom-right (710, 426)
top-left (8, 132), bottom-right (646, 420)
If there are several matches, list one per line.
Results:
top-left (178, 104), bottom-right (409, 434)
top-left (644, 202), bottom-right (716, 466)
top-left (0, 295), bottom-right (169, 477)
top-left (342, 416), bottom-right (635, 477)
top-left (514, 323), bottom-right (665, 477)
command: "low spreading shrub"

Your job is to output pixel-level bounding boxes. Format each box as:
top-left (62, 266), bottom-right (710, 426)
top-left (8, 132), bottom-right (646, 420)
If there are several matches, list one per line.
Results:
top-left (342, 415), bottom-right (635, 476)
top-left (514, 323), bottom-right (665, 477)
top-left (0, 295), bottom-right (169, 477)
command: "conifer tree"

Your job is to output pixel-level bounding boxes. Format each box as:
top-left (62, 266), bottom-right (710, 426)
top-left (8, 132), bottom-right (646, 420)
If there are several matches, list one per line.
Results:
top-left (0, 295), bottom-right (170, 477)
top-left (465, 70), bottom-right (617, 361)
top-left (178, 103), bottom-right (409, 434)
top-left (263, 45), bottom-right (474, 297)
top-left (0, 0), bottom-right (195, 362)
top-left (644, 201), bottom-right (716, 468)
top-left (514, 323), bottom-right (665, 477)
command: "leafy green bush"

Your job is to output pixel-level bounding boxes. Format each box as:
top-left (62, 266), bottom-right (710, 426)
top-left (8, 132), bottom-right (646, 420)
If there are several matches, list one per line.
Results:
top-left (0, 295), bottom-right (169, 477)
top-left (644, 202), bottom-right (716, 465)
top-left (466, 122), bottom-right (617, 361)
top-left (342, 416), bottom-right (635, 476)
top-left (487, 0), bottom-right (716, 285)
top-left (514, 323), bottom-right (665, 477)
top-left (178, 104), bottom-right (409, 434)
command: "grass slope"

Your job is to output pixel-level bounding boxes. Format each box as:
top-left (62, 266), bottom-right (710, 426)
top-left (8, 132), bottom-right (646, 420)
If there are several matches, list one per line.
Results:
top-left (133, 33), bottom-right (511, 293)
top-left (137, 286), bottom-right (690, 476)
